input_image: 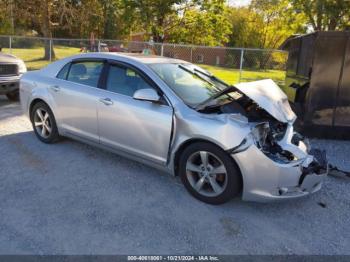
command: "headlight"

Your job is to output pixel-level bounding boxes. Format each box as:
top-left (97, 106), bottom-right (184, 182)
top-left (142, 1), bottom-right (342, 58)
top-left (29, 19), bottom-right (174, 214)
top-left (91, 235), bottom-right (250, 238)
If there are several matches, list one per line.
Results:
top-left (251, 122), bottom-right (269, 149)
top-left (18, 60), bottom-right (27, 74)
top-left (228, 122), bottom-right (270, 154)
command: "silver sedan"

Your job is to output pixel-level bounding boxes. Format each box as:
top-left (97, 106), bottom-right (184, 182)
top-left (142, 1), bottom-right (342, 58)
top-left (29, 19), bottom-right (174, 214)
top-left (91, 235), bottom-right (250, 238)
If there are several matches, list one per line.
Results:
top-left (20, 53), bottom-right (328, 204)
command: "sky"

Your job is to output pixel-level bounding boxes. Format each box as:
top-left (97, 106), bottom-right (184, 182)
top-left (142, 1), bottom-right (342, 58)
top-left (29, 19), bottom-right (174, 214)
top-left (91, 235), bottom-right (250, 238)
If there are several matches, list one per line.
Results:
top-left (227, 0), bottom-right (251, 6)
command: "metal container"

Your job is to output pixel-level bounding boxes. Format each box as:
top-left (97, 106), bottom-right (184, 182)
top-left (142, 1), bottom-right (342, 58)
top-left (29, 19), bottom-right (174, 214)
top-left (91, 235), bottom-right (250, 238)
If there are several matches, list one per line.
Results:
top-left (281, 31), bottom-right (350, 137)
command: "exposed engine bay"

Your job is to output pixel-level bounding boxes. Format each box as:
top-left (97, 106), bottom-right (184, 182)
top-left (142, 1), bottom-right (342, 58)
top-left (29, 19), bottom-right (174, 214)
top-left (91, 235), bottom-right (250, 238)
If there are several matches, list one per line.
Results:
top-left (199, 90), bottom-right (301, 164)
top-left (199, 88), bottom-right (333, 197)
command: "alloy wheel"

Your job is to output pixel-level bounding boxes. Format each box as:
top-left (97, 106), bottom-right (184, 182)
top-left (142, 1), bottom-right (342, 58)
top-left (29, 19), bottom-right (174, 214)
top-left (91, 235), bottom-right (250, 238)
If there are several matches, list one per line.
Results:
top-left (185, 151), bottom-right (228, 197)
top-left (33, 108), bottom-right (52, 138)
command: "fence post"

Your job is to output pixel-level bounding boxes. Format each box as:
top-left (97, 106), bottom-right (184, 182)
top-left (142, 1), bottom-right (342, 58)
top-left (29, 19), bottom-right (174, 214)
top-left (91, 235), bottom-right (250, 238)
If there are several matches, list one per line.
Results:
top-left (239, 49), bottom-right (244, 83)
top-left (9, 36), bottom-right (12, 53)
top-left (98, 40), bottom-right (101, 52)
top-left (160, 43), bottom-right (164, 56)
top-left (190, 46), bottom-right (193, 63)
top-left (49, 39), bottom-right (52, 61)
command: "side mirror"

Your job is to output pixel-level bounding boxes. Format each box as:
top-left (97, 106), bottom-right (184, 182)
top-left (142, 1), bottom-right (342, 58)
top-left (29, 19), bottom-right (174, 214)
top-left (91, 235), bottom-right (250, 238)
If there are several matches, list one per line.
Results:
top-left (133, 88), bottom-right (160, 103)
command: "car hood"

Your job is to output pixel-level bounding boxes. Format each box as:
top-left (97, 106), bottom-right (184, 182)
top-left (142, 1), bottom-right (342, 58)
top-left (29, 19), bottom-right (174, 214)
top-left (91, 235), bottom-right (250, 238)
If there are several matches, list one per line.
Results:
top-left (234, 79), bottom-right (296, 123)
top-left (0, 53), bottom-right (21, 63)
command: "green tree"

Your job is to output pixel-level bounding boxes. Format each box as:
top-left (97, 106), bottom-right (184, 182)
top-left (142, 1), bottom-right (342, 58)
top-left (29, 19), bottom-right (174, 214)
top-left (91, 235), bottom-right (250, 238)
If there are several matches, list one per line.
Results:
top-left (291, 0), bottom-right (350, 31)
top-left (226, 0), bottom-right (306, 49)
top-left (0, 1), bottom-right (13, 35)
top-left (167, 0), bottom-right (231, 46)
top-left (249, 0), bottom-right (306, 49)
top-left (122, 0), bottom-right (184, 42)
top-left (225, 1), bottom-right (306, 69)
top-left (226, 7), bottom-right (261, 48)
top-left (98, 0), bottom-right (135, 39)
top-left (12, 0), bottom-right (81, 59)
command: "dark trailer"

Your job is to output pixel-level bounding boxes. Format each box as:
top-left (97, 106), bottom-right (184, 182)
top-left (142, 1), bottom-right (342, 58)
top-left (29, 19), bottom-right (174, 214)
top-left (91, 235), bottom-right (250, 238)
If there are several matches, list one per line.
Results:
top-left (281, 31), bottom-right (350, 137)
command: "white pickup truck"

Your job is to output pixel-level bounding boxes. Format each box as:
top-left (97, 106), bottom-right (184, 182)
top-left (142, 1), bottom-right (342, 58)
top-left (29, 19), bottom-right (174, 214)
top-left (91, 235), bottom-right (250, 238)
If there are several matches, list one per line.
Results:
top-left (0, 51), bottom-right (27, 101)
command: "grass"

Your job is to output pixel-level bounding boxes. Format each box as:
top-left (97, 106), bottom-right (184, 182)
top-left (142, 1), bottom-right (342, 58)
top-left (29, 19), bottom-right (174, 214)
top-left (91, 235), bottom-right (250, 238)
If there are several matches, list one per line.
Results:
top-left (3, 46), bottom-right (80, 70)
top-left (199, 64), bottom-right (286, 86)
top-left (2, 46), bottom-right (286, 86)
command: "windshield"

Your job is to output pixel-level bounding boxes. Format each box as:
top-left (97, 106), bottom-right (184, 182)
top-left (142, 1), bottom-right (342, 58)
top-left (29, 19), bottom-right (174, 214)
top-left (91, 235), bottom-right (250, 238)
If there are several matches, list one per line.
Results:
top-left (149, 63), bottom-right (229, 106)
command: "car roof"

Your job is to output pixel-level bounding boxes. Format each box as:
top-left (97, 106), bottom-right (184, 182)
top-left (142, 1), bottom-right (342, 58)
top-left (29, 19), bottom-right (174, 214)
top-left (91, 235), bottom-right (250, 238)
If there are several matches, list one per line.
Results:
top-left (39, 52), bottom-right (191, 78)
top-left (90, 52), bottom-right (187, 64)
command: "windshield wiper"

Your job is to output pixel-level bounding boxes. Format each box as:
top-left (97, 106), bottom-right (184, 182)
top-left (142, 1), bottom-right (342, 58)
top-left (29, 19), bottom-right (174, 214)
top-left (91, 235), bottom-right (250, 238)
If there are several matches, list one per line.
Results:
top-left (179, 64), bottom-right (227, 86)
top-left (178, 64), bottom-right (237, 111)
top-left (193, 68), bottom-right (229, 87)
top-left (178, 64), bottom-right (221, 92)
top-left (194, 85), bottom-right (237, 111)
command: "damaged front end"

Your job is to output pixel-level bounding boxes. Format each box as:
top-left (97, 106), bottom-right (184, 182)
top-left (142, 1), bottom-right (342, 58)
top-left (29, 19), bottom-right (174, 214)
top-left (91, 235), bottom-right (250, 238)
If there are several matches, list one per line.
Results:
top-left (222, 80), bottom-right (328, 201)
top-left (233, 121), bottom-right (328, 201)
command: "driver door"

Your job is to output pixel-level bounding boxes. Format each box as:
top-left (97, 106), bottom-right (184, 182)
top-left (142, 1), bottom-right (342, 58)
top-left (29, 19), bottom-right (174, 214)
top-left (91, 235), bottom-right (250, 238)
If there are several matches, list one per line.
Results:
top-left (96, 63), bottom-right (173, 165)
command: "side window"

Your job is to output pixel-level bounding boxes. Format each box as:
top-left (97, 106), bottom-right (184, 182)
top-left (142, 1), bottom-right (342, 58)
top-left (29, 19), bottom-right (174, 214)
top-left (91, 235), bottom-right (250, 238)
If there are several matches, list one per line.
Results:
top-left (67, 61), bottom-right (104, 88)
top-left (106, 65), bottom-right (154, 97)
top-left (57, 63), bottom-right (70, 80)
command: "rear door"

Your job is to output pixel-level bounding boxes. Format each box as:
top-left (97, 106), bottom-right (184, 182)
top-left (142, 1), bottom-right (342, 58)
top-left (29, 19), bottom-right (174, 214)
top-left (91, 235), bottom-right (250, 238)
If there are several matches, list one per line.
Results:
top-left (96, 62), bottom-right (173, 164)
top-left (51, 59), bottom-right (105, 142)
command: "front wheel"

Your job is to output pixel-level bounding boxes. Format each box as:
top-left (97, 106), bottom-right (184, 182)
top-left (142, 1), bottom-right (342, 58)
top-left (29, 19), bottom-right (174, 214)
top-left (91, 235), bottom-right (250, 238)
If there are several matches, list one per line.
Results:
top-left (179, 142), bottom-right (242, 205)
top-left (30, 102), bottom-right (60, 143)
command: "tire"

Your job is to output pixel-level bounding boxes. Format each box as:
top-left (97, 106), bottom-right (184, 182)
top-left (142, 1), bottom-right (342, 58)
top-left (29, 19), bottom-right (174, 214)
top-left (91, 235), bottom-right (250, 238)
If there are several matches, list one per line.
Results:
top-left (6, 91), bottom-right (19, 101)
top-left (30, 102), bottom-right (60, 143)
top-left (179, 142), bottom-right (242, 205)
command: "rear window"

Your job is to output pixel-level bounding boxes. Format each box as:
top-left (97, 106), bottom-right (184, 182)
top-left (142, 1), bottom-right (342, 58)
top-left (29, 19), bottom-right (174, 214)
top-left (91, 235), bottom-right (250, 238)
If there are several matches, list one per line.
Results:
top-left (56, 63), bottom-right (70, 80)
top-left (66, 61), bottom-right (104, 88)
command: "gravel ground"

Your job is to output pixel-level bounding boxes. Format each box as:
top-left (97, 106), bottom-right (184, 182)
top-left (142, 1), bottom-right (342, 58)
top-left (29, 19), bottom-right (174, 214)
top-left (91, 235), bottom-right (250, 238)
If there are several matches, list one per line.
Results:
top-left (0, 95), bottom-right (349, 255)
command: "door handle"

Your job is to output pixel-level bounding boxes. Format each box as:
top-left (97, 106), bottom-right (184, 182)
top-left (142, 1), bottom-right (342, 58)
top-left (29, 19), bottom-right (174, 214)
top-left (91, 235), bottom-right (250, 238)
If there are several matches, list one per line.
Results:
top-left (99, 97), bottom-right (113, 106)
top-left (50, 85), bottom-right (60, 92)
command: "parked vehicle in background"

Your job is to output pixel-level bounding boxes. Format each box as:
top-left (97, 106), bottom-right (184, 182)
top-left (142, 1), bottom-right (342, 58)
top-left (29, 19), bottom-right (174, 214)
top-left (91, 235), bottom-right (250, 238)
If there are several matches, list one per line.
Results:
top-left (107, 44), bottom-right (128, 52)
top-left (0, 48), bottom-right (27, 101)
top-left (99, 43), bottom-right (109, 52)
top-left (20, 53), bottom-right (328, 204)
top-left (281, 31), bottom-right (350, 137)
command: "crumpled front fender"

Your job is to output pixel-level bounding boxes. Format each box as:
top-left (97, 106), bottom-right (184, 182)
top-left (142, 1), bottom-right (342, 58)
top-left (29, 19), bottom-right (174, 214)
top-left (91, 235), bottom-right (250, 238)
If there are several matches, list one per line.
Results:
top-left (167, 107), bottom-right (251, 174)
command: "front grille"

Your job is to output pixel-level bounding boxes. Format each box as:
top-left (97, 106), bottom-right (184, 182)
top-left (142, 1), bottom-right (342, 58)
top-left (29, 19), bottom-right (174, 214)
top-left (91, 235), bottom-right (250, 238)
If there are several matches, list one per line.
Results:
top-left (0, 64), bottom-right (18, 76)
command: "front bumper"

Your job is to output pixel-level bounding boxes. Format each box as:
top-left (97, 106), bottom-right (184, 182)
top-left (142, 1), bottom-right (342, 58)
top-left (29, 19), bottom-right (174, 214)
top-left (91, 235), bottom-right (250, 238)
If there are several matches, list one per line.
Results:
top-left (0, 75), bottom-right (21, 94)
top-left (232, 143), bottom-right (328, 202)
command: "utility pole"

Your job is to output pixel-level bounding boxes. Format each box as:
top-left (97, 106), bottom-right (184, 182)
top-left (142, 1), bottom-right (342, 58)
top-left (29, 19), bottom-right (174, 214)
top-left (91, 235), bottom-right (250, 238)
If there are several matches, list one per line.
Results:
top-left (10, 0), bottom-right (15, 34)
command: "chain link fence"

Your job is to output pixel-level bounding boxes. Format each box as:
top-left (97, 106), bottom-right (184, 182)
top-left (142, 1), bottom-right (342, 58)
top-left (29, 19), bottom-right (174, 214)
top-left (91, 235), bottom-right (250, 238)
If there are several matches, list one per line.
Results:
top-left (0, 35), bottom-right (288, 86)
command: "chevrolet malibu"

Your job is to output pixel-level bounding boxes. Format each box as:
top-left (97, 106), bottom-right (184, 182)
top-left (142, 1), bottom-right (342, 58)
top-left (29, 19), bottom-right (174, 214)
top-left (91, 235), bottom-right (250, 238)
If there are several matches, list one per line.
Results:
top-left (20, 53), bottom-right (328, 204)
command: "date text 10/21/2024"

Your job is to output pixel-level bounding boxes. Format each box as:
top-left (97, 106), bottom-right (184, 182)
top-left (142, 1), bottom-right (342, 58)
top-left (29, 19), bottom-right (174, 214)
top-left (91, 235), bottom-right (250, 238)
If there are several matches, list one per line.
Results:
top-left (127, 256), bottom-right (220, 261)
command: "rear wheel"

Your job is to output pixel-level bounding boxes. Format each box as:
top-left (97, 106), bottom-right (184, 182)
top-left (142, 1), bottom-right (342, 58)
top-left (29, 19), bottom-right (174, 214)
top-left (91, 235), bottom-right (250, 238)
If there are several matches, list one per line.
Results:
top-left (6, 91), bottom-right (19, 101)
top-left (179, 142), bottom-right (242, 205)
top-left (30, 102), bottom-right (60, 143)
